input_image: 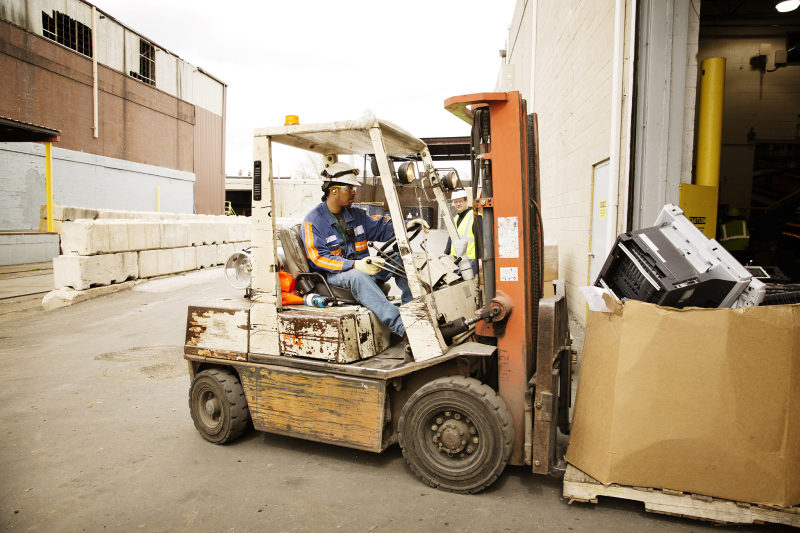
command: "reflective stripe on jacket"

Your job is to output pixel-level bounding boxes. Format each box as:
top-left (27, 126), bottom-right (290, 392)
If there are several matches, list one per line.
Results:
top-left (302, 202), bottom-right (395, 273)
top-left (450, 209), bottom-right (476, 260)
top-left (720, 219), bottom-right (749, 252)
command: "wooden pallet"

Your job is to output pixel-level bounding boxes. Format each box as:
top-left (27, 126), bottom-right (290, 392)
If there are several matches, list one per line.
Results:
top-left (563, 465), bottom-right (800, 528)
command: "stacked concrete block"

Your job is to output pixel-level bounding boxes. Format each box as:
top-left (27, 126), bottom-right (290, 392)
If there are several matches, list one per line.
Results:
top-left (54, 252), bottom-right (138, 290)
top-left (138, 249), bottom-right (159, 278)
top-left (160, 222), bottom-right (189, 249)
top-left (217, 243), bottom-right (234, 265)
top-left (196, 245), bottom-right (217, 268)
top-left (60, 221), bottom-right (110, 255)
top-left (40, 205), bottom-right (99, 221)
top-left (185, 221), bottom-right (214, 246)
top-left (233, 242), bottom-right (251, 253)
top-left (98, 220), bottom-right (130, 253)
top-left (143, 221), bottom-right (161, 249)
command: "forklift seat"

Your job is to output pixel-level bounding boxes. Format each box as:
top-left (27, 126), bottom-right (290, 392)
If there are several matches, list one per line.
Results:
top-left (280, 224), bottom-right (389, 304)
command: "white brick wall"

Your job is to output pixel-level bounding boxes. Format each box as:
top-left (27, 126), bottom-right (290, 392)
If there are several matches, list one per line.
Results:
top-left (505, 0), bottom-right (621, 316)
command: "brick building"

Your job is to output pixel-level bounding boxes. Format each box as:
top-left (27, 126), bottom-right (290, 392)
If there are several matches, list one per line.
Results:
top-left (0, 0), bottom-right (227, 233)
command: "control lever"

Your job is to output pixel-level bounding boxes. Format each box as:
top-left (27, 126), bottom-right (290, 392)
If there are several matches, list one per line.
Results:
top-left (366, 258), bottom-right (408, 280)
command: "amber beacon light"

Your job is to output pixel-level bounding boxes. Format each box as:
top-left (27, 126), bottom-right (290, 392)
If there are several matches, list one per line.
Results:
top-left (284, 115), bottom-right (299, 126)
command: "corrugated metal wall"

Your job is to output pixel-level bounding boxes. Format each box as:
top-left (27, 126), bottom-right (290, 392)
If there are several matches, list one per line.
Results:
top-left (194, 104), bottom-right (225, 215)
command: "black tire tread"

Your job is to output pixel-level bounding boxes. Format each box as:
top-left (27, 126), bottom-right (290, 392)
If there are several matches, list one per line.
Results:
top-left (398, 375), bottom-right (514, 494)
top-left (189, 368), bottom-right (250, 444)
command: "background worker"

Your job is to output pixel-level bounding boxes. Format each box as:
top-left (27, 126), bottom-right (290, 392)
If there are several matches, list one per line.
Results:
top-left (443, 190), bottom-right (478, 276)
top-left (720, 207), bottom-right (752, 264)
top-left (301, 162), bottom-right (429, 338)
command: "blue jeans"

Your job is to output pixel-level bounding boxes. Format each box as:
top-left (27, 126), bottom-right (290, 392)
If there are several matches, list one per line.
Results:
top-left (326, 254), bottom-right (413, 337)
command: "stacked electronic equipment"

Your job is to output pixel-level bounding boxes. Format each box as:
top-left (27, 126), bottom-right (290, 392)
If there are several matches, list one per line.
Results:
top-left (595, 204), bottom-right (765, 309)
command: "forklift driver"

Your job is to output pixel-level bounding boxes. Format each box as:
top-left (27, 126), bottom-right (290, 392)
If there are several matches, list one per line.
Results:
top-left (301, 162), bottom-right (429, 338)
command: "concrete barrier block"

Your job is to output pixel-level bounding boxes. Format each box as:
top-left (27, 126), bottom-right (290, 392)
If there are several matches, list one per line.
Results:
top-left (127, 221), bottom-right (146, 251)
top-left (214, 222), bottom-right (226, 244)
top-left (186, 221), bottom-right (213, 246)
top-left (138, 249), bottom-right (159, 278)
top-left (233, 241), bottom-right (251, 252)
top-left (196, 245), bottom-right (216, 268)
top-left (157, 249), bottom-right (173, 276)
top-left (184, 247), bottom-right (198, 271)
top-left (53, 252), bottom-right (138, 290)
top-left (172, 247), bottom-right (187, 273)
top-left (161, 222), bottom-right (188, 249)
top-left (63, 206), bottom-right (98, 221)
top-left (60, 221), bottom-right (110, 255)
top-left (217, 243), bottom-right (234, 265)
top-left (98, 220), bottom-right (130, 253)
top-left (242, 220), bottom-right (252, 241)
top-left (143, 222), bottom-right (161, 249)
top-left (159, 213), bottom-right (179, 220)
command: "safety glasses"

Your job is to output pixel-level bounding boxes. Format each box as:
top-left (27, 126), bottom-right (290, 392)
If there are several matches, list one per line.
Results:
top-left (332, 185), bottom-right (357, 193)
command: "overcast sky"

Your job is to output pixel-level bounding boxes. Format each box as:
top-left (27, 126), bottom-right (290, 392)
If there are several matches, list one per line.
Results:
top-left (91, 0), bottom-right (515, 178)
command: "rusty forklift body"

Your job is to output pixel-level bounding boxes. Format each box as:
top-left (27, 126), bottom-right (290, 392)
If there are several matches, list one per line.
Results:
top-left (184, 92), bottom-right (572, 492)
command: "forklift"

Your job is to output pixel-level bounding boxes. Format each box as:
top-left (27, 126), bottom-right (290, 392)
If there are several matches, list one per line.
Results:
top-left (183, 91), bottom-right (572, 493)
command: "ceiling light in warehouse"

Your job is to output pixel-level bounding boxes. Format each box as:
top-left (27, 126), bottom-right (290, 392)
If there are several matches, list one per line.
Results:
top-left (776, 0), bottom-right (800, 12)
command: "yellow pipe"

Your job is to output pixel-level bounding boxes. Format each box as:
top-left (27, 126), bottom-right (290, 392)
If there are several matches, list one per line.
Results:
top-left (157, 186), bottom-right (161, 212)
top-left (696, 57), bottom-right (726, 188)
top-left (45, 142), bottom-right (53, 232)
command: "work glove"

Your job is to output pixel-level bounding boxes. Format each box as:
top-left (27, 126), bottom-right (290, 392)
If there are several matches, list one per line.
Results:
top-left (407, 218), bottom-right (430, 233)
top-left (353, 257), bottom-right (385, 276)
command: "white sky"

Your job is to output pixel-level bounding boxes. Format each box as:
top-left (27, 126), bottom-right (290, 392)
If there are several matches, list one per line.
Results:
top-left (91, 0), bottom-right (515, 178)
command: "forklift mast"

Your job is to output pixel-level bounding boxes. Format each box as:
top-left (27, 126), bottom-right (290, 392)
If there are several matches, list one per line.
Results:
top-left (445, 92), bottom-right (567, 471)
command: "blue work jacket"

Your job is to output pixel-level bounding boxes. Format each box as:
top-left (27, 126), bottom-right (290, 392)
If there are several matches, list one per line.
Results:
top-left (302, 202), bottom-right (395, 273)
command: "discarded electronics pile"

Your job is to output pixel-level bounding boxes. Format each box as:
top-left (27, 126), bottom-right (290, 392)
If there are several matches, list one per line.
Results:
top-left (594, 204), bottom-right (772, 308)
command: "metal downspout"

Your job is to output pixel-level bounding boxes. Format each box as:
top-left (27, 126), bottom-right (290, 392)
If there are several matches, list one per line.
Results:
top-left (606, 0), bottom-right (626, 254)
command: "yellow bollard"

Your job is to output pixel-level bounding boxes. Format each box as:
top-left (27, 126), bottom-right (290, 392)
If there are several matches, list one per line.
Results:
top-left (45, 142), bottom-right (53, 232)
top-left (696, 57), bottom-right (726, 188)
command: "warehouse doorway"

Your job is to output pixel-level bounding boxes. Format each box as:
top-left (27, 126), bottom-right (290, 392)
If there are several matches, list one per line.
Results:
top-left (695, 0), bottom-right (800, 282)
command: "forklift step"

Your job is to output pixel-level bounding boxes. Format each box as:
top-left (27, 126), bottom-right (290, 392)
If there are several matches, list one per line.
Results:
top-left (563, 465), bottom-right (800, 528)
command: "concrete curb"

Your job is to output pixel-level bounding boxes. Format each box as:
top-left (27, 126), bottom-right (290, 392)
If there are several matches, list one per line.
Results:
top-left (42, 280), bottom-right (139, 311)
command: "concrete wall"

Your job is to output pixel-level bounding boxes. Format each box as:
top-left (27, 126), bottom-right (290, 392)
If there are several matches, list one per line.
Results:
top-left (696, 32), bottom-right (800, 209)
top-left (0, 142), bottom-right (195, 230)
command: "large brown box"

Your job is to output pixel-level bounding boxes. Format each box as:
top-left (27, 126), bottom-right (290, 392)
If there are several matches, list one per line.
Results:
top-left (566, 299), bottom-right (800, 508)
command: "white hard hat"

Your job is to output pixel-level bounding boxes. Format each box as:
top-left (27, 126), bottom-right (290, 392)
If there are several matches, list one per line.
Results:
top-left (451, 190), bottom-right (468, 200)
top-left (321, 162), bottom-right (360, 187)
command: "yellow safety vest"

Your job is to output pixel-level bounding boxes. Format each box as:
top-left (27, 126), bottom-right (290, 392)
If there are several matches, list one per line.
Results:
top-left (720, 219), bottom-right (749, 252)
top-left (450, 209), bottom-right (476, 260)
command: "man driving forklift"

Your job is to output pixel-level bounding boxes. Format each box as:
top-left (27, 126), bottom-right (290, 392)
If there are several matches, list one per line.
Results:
top-left (301, 162), bottom-right (429, 338)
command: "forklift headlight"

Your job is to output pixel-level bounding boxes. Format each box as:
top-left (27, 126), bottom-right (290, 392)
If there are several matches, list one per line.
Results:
top-left (397, 162), bottom-right (416, 185)
top-left (440, 171), bottom-right (460, 190)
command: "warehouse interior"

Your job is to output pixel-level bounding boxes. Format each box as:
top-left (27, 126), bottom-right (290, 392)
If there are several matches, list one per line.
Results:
top-left (695, 0), bottom-right (800, 282)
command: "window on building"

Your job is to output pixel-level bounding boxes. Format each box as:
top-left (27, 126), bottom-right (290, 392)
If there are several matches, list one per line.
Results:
top-left (41, 10), bottom-right (92, 58)
top-left (129, 40), bottom-right (156, 86)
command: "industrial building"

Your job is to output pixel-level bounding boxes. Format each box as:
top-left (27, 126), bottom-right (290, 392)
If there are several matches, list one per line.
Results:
top-left (0, 0), bottom-right (227, 240)
top-left (499, 0), bottom-right (800, 317)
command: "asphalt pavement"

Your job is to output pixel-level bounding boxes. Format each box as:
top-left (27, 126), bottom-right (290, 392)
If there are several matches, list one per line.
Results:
top-left (0, 250), bottom-right (786, 532)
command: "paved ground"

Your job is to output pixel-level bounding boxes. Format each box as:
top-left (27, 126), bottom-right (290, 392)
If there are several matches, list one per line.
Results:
top-left (0, 249), bottom-right (787, 532)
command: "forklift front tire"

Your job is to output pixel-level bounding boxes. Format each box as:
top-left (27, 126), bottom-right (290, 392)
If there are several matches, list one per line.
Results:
top-left (189, 368), bottom-right (250, 444)
top-left (399, 376), bottom-right (514, 494)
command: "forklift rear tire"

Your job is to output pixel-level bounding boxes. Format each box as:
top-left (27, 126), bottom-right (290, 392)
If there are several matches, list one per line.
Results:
top-left (189, 368), bottom-right (250, 444)
top-left (399, 376), bottom-right (514, 494)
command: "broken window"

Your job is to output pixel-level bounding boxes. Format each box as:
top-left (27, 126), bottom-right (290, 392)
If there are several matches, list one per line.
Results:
top-left (129, 39), bottom-right (156, 86)
top-left (41, 10), bottom-right (92, 58)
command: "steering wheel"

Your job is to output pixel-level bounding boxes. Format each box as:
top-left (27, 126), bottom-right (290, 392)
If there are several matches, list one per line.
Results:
top-left (378, 226), bottom-right (422, 254)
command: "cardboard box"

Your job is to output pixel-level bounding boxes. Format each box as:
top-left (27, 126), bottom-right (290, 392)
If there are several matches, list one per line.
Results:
top-left (543, 241), bottom-right (558, 282)
top-left (566, 298), bottom-right (800, 508)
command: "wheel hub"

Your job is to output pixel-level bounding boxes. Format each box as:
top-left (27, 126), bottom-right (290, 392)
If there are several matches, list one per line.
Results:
top-left (435, 418), bottom-right (470, 454)
top-left (205, 397), bottom-right (221, 417)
